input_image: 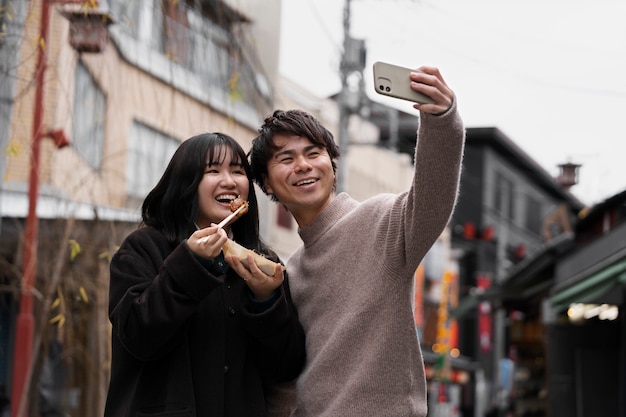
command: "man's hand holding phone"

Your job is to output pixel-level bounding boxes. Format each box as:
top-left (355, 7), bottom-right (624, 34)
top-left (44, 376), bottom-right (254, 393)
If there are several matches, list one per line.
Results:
top-left (373, 62), bottom-right (454, 114)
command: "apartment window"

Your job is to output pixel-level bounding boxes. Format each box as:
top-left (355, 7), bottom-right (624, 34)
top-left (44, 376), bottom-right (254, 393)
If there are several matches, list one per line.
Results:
top-left (72, 61), bottom-right (106, 170)
top-left (187, 7), bottom-right (232, 86)
top-left (126, 122), bottom-right (178, 205)
top-left (525, 196), bottom-right (542, 235)
top-left (108, 0), bottom-right (268, 108)
top-left (161, 0), bottom-right (189, 63)
top-left (111, 0), bottom-right (231, 75)
top-left (161, 1), bottom-right (239, 91)
top-left (495, 173), bottom-right (515, 220)
top-left (0, 0), bottom-right (6, 48)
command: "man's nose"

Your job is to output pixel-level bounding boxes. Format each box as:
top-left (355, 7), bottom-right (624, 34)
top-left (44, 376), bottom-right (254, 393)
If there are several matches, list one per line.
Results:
top-left (294, 155), bottom-right (312, 172)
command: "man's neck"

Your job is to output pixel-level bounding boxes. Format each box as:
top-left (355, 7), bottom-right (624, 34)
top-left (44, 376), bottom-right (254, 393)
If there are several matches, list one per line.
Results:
top-left (291, 194), bottom-right (335, 228)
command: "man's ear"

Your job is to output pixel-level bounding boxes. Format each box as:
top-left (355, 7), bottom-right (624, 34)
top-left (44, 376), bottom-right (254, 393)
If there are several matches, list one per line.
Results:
top-left (263, 176), bottom-right (273, 194)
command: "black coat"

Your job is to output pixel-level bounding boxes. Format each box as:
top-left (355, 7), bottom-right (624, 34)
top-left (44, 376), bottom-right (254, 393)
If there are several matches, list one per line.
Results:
top-left (104, 226), bottom-right (305, 417)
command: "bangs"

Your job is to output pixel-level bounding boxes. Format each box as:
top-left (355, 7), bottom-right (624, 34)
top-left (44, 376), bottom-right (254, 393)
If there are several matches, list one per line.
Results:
top-left (207, 143), bottom-right (244, 167)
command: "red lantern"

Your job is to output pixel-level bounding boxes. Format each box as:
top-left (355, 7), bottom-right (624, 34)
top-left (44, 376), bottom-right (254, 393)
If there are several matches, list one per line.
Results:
top-left (63, 10), bottom-right (114, 53)
top-left (481, 225), bottom-right (495, 241)
top-left (463, 222), bottom-right (476, 239)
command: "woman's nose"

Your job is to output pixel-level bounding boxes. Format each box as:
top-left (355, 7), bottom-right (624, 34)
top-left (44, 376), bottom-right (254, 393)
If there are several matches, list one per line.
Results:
top-left (220, 173), bottom-right (237, 187)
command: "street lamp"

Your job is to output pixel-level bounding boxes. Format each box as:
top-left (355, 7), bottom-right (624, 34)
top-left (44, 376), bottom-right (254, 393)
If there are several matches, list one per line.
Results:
top-left (11, 1), bottom-right (111, 415)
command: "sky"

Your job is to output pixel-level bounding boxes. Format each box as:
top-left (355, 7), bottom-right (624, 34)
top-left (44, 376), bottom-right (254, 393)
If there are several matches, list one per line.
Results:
top-left (278, 0), bottom-right (626, 206)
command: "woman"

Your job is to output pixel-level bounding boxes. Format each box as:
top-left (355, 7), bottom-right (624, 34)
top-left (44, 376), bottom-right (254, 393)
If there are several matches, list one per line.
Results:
top-left (104, 133), bottom-right (305, 417)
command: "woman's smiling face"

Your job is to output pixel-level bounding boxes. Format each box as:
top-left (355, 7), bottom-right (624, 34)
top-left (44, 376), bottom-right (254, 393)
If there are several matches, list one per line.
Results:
top-left (195, 145), bottom-right (249, 230)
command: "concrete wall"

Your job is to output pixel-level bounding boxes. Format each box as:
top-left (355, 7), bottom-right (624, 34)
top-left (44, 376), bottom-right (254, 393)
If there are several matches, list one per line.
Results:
top-left (4, 0), bottom-right (266, 215)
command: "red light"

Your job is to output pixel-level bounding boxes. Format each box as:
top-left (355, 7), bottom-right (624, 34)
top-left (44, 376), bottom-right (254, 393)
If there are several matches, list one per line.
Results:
top-left (438, 383), bottom-right (447, 403)
top-left (481, 225), bottom-right (495, 241)
top-left (463, 222), bottom-right (476, 239)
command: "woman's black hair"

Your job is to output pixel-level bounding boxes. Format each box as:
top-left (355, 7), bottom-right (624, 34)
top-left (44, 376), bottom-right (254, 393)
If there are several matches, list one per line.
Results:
top-left (249, 109), bottom-right (341, 202)
top-left (141, 132), bottom-right (262, 252)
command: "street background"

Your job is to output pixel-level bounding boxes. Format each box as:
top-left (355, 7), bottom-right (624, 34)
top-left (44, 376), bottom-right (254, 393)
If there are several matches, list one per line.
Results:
top-left (279, 0), bottom-right (626, 206)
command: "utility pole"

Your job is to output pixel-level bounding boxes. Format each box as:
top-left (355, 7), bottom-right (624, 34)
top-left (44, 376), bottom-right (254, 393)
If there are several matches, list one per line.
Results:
top-left (11, 1), bottom-right (52, 415)
top-left (11, 1), bottom-right (110, 415)
top-left (337, 0), bottom-right (366, 193)
top-left (337, 0), bottom-right (351, 193)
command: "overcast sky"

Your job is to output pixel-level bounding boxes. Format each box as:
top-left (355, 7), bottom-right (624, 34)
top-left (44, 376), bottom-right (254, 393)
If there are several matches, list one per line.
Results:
top-left (278, 0), bottom-right (626, 206)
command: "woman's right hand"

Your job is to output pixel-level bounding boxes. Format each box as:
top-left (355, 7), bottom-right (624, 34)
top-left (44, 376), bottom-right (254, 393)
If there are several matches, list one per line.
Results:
top-left (188, 225), bottom-right (228, 259)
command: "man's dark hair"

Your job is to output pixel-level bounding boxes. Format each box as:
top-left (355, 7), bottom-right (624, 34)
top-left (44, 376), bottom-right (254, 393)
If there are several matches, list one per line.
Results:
top-left (249, 109), bottom-right (341, 201)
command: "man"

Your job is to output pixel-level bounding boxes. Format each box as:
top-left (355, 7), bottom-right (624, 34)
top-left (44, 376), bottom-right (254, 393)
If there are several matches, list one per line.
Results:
top-left (250, 66), bottom-right (465, 417)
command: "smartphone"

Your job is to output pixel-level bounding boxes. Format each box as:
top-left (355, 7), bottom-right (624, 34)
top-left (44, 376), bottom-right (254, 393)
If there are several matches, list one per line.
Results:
top-left (372, 61), bottom-right (435, 104)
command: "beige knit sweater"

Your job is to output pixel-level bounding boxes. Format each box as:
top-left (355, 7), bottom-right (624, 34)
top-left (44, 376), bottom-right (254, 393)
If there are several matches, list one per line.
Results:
top-left (283, 101), bottom-right (465, 417)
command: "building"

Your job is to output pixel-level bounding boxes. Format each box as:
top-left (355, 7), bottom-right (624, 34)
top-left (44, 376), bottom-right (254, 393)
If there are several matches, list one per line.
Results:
top-left (469, 172), bottom-right (626, 417)
top-left (449, 127), bottom-right (585, 416)
top-left (545, 189), bottom-right (626, 417)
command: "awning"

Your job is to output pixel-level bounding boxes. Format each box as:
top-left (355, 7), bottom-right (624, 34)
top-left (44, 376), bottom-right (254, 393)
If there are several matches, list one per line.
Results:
top-left (450, 296), bottom-right (479, 319)
top-left (450, 234), bottom-right (575, 319)
top-left (450, 286), bottom-right (502, 319)
top-left (550, 258), bottom-right (626, 311)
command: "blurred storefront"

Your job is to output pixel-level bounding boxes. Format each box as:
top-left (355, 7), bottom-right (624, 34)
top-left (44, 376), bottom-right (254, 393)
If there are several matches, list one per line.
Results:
top-left (417, 231), bottom-right (482, 417)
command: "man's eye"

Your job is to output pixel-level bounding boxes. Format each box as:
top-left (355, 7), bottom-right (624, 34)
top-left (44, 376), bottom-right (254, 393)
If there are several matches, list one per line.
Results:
top-left (279, 157), bottom-right (293, 163)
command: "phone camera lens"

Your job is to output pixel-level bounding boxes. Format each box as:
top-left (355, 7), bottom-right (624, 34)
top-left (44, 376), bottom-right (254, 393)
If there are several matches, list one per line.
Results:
top-left (385, 87), bottom-right (391, 92)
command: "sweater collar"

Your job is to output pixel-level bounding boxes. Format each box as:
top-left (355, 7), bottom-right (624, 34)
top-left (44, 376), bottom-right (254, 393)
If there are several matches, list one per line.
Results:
top-left (298, 192), bottom-right (357, 247)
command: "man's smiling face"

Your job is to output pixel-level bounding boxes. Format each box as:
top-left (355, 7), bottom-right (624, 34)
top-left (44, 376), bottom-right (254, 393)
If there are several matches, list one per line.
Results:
top-left (264, 134), bottom-right (335, 227)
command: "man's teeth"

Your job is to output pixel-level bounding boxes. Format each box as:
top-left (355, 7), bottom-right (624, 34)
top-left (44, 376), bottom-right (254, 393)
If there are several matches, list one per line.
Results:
top-left (296, 179), bottom-right (315, 186)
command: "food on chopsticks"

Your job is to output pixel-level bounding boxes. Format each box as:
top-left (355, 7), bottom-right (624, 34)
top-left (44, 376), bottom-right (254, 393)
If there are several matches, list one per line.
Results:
top-left (199, 198), bottom-right (250, 244)
top-left (216, 197), bottom-right (248, 229)
top-left (230, 196), bottom-right (249, 215)
top-left (223, 239), bottom-right (285, 276)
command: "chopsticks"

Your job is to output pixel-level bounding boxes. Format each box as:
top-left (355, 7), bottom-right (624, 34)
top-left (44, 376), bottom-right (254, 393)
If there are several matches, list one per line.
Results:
top-left (216, 204), bottom-right (247, 229)
top-left (198, 204), bottom-right (247, 244)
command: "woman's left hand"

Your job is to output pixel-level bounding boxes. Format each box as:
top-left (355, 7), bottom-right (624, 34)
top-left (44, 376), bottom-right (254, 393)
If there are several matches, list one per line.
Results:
top-left (226, 254), bottom-right (284, 301)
